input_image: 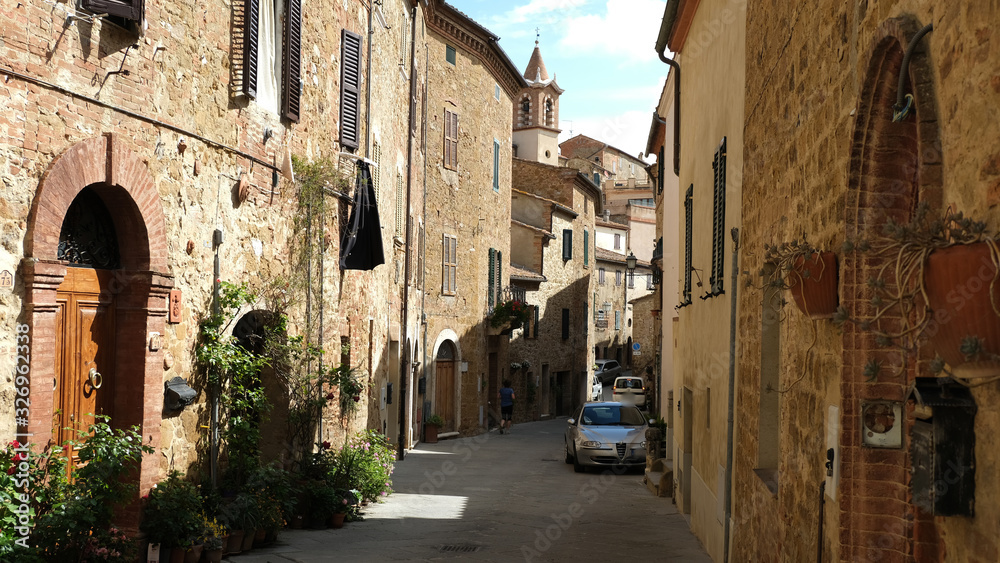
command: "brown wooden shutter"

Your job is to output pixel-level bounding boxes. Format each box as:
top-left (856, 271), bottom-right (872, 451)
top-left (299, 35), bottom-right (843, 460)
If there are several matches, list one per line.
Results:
top-left (281, 0), bottom-right (302, 122)
top-left (81, 0), bottom-right (143, 21)
top-left (450, 112), bottom-right (459, 168)
top-left (242, 0), bottom-right (259, 98)
top-left (340, 29), bottom-right (363, 149)
top-left (443, 109), bottom-right (453, 168)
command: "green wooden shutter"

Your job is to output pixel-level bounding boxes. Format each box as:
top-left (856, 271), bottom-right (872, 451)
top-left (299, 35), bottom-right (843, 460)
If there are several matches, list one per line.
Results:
top-left (496, 250), bottom-right (503, 305)
top-left (340, 30), bottom-right (362, 149)
top-left (584, 229), bottom-right (589, 266)
top-left (488, 248), bottom-right (496, 308)
top-left (710, 137), bottom-right (727, 295)
top-left (281, 0), bottom-right (302, 122)
top-left (242, 0), bottom-right (260, 98)
top-left (683, 184), bottom-right (693, 305)
top-left (562, 229), bottom-right (572, 261)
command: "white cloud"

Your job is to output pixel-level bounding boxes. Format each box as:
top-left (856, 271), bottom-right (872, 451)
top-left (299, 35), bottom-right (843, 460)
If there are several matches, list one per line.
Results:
top-left (560, 109), bottom-right (659, 161)
top-left (558, 0), bottom-right (664, 64)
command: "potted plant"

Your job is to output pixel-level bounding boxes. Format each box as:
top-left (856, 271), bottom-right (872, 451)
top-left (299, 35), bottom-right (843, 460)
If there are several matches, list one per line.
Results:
top-left (140, 471), bottom-right (203, 563)
top-left (488, 297), bottom-right (532, 334)
top-left (424, 413), bottom-right (444, 444)
top-left (762, 238), bottom-right (839, 319)
top-left (200, 514), bottom-right (227, 563)
top-left (330, 490), bottom-right (351, 529)
top-left (840, 204), bottom-right (1000, 379)
top-left (305, 484), bottom-right (338, 529)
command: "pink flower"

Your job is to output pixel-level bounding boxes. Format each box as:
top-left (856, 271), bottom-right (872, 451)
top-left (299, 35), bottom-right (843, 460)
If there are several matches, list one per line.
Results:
top-left (341, 498), bottom-right (348, 505)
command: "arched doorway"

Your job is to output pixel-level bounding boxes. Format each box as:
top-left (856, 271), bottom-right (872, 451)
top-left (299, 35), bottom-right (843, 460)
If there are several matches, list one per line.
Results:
top-left (23, 134), bottom-right (172, 500)
top-left (434, 341), bottom-right (457, 432)
top-left (841, 18), bottom-right (941, 559)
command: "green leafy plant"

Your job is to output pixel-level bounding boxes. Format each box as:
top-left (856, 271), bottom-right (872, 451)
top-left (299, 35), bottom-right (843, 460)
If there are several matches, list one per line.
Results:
top-left (330, 361), bottom-right (365, 419)
top-left (246, 462), bottom-right (298, 531)
top-left (490, 298), bottom-right (531, 329)
top-left (140, 471), bottom-right (204, 549)
top-left (425, 413), bottom-right (444, 427)
top-left (1, 440), bottom-right (68, 561)
top-left (30, 419), bottom-right (151, 561)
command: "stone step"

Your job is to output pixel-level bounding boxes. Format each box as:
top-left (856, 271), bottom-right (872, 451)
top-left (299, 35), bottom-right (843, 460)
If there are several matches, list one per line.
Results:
top-left (643, 459), bottom-right (673, 498)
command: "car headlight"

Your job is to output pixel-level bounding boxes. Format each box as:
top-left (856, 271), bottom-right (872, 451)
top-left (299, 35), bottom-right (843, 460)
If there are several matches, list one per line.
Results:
top-left (581, 441), bottom-right (602, 448)
top-left (640, 441), bottom-right (646, 448)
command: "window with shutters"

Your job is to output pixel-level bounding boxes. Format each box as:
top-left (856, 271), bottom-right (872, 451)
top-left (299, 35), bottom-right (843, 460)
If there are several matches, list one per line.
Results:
top-left (492, 139), bottom-right (500, 192)
top-left (446, 45), bottom-right (456, 65)
top-left (487, 248), bottom-right (503, 307)
top-left (615, 270), bottom-right (622, 287)
top-left (416, 223), bottom-right (424, 288)
top-left (372, 141), bottom-right (382, 200)
top-left (81, 0), bottom-right (143, 24)
top-left (395, 172), bottom-right (405, 238)
top-left (526, 305), bottom-right (538, 339)
top-left (657, 146), bottom-right (665, 195)
top-left (340, 30), bottom-right (362, 149)
top-left (562, 229), bottom-right (572, 261)
top-left (615, 310), bottom-right (621, 331)
top-left (680, 184), bottom-right (693, 307)
top-left (614, 233), bottom-right (620, 250)
top-left (443, 109), bottom-right (459, 170)
top-left (708, 137), bottom-right (727, 297)
top-left (442, 234), bottom-right (457, 295)
top-left (598, 268), bottom-right (605, 285)
top-left (583, 229), bottom-right (589, 267)
top-left (561, 308), bottom-right (570, 340)
top-left (239, 0), bottom-right (300, 120)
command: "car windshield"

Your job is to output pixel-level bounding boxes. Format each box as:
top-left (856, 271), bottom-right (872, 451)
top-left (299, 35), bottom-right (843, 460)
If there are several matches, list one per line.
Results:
top-left (580, 406), bottom-right (645, 426)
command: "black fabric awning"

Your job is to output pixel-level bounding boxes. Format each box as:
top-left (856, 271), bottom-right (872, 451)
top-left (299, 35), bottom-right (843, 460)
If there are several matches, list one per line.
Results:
top-left (339, 161), bottom-right (385, 270)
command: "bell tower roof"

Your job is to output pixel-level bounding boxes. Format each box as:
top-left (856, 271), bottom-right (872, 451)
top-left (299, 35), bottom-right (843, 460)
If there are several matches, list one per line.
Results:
top-left (523, 40), bottom-right (550, 83)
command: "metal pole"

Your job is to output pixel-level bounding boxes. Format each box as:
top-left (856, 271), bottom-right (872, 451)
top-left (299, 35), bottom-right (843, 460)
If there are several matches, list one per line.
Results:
top-left (723, 227), bottom-right (739, 563)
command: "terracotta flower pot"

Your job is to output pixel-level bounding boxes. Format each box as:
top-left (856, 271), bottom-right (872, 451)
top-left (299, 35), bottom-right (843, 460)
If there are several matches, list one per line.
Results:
top-left (241, 528), bottom-right (255, 552)
top-left (924, 242), bottom-right (1000, 378)
top-left (290, 514), bottom-right (305, 529)
top-left (168, 547), bottom-right (185, 563)
top-left (183, 544), bottom-right (203, 563)
top-left (330, 512), bottom-right (346, 529)
top-left (226, 530), bottom-right (243, 555)
top-left (203, 548), bottom-right (224, 563)
top-left (252, 528), bottom-right (267, 547)
top-left (787, 251), bottom-right (838, 318)
top-left (424, 423), bottom-right (439, 443)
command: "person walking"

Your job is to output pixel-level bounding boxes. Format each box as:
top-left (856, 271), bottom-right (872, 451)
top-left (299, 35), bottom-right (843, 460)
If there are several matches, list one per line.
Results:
top-left (499, 380), bottom-right (515, 434)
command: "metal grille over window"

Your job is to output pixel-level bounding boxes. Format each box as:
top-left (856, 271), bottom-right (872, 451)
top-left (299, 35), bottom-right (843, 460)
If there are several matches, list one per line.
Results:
top-left (708, 137), bottom-right (727, 297)
top-left (58, 187), bottom-right (121, 269)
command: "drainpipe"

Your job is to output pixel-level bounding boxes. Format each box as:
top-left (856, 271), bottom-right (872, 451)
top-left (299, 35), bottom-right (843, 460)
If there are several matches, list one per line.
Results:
top-left (654, 12), bottom-right (680, 176)
top-left (397, 4), bottom-right (419, 461)
top-left (420, 46), bottom-right (429, 445)
top-left (723, 228), bottom-right (739, 563)
top-left (892, 23), bottom-right (933, 122)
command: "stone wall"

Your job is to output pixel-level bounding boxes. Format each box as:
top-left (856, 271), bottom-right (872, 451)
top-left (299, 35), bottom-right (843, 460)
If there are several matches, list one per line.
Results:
top-left (736, 1), bottom-right (1000, 562)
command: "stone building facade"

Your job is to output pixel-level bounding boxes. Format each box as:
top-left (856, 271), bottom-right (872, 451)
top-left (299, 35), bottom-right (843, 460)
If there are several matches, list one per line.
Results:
top-left (733, 2), bottom-right (1000, 562)
top-left (509, 158), bottom-right (600, 416)
top-left (0, 0), bottom-right (422, 518)
top-left (420, 2), bottom-right (524, 436)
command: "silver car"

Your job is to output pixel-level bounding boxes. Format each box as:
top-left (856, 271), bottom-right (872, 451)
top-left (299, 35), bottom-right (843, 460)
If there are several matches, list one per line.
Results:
top-left (593, 359), bottom-right (623, 384)
top-left (564, 402), bottom-right (649, 473)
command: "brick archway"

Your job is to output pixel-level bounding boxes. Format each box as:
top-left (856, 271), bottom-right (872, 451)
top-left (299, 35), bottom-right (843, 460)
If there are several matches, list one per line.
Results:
top-left (840, 18), bottom-right (941, 562)
top-left (21, 134), bottom-right (172, 507)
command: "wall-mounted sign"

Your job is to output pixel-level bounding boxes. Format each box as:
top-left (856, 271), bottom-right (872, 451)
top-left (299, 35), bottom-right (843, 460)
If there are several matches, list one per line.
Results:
top-left (168, 289), bottom-right (182, 323)
top-left (0, 270), bottom-right (12, 289)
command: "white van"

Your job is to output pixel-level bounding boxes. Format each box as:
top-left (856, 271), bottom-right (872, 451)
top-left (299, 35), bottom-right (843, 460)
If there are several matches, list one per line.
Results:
top-left (591, 376), bottom-right (603, 402)
top-left (612, 375), bottom-right (646, 407)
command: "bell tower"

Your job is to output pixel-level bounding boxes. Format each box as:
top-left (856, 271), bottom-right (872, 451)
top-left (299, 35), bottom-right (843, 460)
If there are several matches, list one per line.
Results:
top-left (512, 33), bottom-right (564, 166)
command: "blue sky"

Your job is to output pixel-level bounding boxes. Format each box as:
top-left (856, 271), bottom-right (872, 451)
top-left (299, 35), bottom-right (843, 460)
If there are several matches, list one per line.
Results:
top-left (447, 0), bottom-right (668, 161)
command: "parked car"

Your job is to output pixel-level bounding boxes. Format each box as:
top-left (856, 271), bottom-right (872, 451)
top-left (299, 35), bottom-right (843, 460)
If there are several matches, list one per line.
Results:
top-left (593, 359), bottom-right (622, 384)
top-left (612, 375), bottom-right (647, 407)
top-left (564, 402), bottom-right (649, 472)
top-left (591, 376), bottom-right (603, 402)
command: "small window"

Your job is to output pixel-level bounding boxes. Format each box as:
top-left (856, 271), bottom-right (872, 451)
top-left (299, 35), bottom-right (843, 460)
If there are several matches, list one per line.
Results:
top-left (614, 234), bottom-right (620, 250)
top-left (598, 268), bottom-right (606, 285)
top-left (443, 109), bottom-right (459, 169)
top-left (562, 229), bottom-right (572, 261)
top-left (493, 139), bottom-right (500, 192)
top-left (442, 234), bottom-right (457, 294)
top-left (614, 310), bottom-right (621, 330)
top-left (445, 45), bottom-right (456, 65)
top-left (495, 83), bottom-right (501, 101)
top-left (615, 270), bottom-right (622, 286)
top-left (583, 229), bottom-right (589, 267)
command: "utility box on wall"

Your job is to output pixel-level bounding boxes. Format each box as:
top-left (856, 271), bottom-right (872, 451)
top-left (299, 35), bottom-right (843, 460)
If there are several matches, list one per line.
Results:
top-left (910, 378), bottom-right (976, 517)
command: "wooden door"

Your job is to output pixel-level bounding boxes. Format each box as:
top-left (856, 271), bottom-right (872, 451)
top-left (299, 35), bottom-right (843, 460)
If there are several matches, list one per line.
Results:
top-left (434, 360), bottom-right (455, 432)
top-left (55, 267), bottom-right (116, 472)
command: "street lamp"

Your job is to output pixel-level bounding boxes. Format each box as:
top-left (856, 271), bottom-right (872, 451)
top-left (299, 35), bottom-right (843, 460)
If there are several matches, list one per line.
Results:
top-left (625, 251), bottom-right (637, 368)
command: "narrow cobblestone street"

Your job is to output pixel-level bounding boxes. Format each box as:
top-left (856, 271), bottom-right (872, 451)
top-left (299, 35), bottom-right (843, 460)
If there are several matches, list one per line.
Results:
top-left (230, 418), bottom-right (710, 562)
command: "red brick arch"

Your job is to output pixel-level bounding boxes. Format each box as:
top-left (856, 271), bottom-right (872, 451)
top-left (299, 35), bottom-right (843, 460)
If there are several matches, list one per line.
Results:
top-left (840, 17), bottom-right (942, 563)
top-left (22, 134), bottom-right (173, 516)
